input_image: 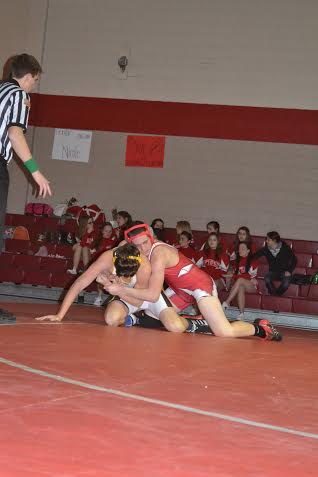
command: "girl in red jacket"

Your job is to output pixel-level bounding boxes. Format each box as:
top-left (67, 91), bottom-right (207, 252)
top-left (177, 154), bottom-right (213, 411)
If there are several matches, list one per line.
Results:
top-left (222, 242), bottom-right (258, 319)
top-left (177, 231), bottom-right (201, 263)
top-left (198, 232), bottom-right (229, 291)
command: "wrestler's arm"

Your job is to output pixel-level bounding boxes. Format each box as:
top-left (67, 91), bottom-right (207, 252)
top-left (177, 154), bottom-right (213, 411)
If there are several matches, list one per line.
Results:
top-left (36, 250), bottom-right (113, 321)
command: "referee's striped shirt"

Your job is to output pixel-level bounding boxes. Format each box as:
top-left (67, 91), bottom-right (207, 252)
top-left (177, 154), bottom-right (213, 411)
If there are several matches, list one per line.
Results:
top-left (0, 79), bottom-right (30, 164)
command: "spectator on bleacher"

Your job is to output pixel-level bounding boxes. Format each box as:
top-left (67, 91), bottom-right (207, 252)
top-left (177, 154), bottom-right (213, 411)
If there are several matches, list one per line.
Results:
top-left (116, 210), bottom-right (132, 241)
top-left (175, 220), bottom-right (194, 247)
top-left (200, 221), bottom-right (227, 252)
top-left (67, 216), bottom-right (98, 275)
top-left (222, 242), bottom-right (259, 319)
top-left (151, 218), bottom-right (165, 242)
top-left (197, 232), bottom-right (229, 291)
top-left (177, 231), bottom-right (201, 263)
top-left (0, 54), bottom-right (51, 256)
top-left (91, 222), bottom-right (118, 256)
top-left (252, 231), bottom-right (297, 296)
top-left (228, 226), bottom-right (255, 262)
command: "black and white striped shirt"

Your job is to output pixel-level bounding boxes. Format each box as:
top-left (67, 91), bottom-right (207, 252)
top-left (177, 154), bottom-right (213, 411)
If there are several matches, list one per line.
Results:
top-left (0, 79), bottom-right (30, 163)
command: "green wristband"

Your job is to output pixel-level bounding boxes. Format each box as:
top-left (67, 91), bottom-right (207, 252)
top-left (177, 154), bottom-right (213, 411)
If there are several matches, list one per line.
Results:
top-left (24, 157), bottom-right (39, 174)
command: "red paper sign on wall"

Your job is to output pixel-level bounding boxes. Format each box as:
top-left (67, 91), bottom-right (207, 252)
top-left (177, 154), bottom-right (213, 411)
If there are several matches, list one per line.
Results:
top-left (125, 135), bottom-right (165, 168)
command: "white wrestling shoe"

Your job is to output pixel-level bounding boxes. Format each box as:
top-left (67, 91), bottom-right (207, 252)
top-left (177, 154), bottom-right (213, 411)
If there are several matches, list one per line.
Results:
top-left (93, 296), bottom-right (103, 306)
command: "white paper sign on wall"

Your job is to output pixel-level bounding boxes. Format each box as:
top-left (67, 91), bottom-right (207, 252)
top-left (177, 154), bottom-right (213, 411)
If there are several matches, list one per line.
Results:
top-left (52, 129), bottom-right (92, 163)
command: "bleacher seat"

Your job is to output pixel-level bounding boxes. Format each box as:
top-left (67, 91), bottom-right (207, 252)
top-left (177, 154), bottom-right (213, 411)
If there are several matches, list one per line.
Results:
top-left (253, 237), bottom-right (265, 249)
top-left (13, 254), bottom-right (41, 269)
top-left (10, 214), bottom-right (36, 228)
top-left (312, 255), bottom-right (318, 268)
top-left (299, 285), bottom-right (310, 298)
top-left (293, 241), bottom-right (318, 254)
top-left (24, 269), bottom-right (52, 287)
top-left (282, 284), bottom-right (299, 298)
top-left (293, 298), bottom-right (318, 315)
top-left (5, 239), bottom-right (31, 254)
top-left (295, 253), bottom-right (313, 268)
top-left (0, 253), bottom-right (14, 267)
top-left (40, 257), bottom-right (68, 272)
top-left (283, 239), bottom-right (293, 248)
top-left (293, 267), bottom-right (306, 275)
top-left (245, 293), bottom-right (262, 309)
top-left (262, 295), bottom-right (293, 313)
top-left (308, 285), bottom-right (318, 300)
top-left (4, 213), bottom-right (13, 225)
top-left (35, 216), bottom-right (59, 231)
top-left (51, 271), bottom-right (76, 288)
top-left (0, 267), bottom-right (24, 284)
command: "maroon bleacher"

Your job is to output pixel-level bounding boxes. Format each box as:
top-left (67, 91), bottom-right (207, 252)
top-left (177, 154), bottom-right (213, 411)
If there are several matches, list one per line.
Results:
top-left (24, 269), bottom-right (52, 287)
top-left (261, 295), bottom-right (293, 313)
top-left (2, 214), bottom-right (318, 316)
top-left (292, 241), bottom-right (318, 254)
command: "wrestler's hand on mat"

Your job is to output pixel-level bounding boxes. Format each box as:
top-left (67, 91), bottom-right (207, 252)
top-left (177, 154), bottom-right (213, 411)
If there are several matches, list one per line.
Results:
top-left (35, 314), bottom-right (63, 322)
top-left (32, 171), bottom-right (52, 198)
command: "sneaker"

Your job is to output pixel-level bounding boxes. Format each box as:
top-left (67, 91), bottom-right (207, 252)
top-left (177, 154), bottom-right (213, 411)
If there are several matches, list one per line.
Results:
top-left (67, 268), bottom-right (77, 275)
top-left (93, 296), bottom-right (103, 306)
top-left (222, 301), bottom-right (229, 310)
top-left (254, 318), bottom-right (282, 342)
top-left (237, 312), bottom-right (245, 320)
top-left (125, 314), bottom-right (139, 327)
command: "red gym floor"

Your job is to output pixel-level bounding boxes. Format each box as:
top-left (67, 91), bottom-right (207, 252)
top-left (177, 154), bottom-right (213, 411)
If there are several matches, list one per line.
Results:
top-left (0, 302), bottom-right (317, 477)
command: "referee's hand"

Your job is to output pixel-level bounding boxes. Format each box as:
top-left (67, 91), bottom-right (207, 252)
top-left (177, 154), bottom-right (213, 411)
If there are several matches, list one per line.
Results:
top-left (32, 170), bottom-right (52, 198)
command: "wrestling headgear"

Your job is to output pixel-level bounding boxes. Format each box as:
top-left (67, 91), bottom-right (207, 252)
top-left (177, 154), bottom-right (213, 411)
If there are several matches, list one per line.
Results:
top-left (124, 223), bottom-right (154, 244)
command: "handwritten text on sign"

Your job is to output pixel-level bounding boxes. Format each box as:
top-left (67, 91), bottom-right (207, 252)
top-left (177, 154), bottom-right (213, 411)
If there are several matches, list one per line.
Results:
top-left (125, 135), bottom-right (165, 168)
top-left (52, 129), bottom-right (92, 163)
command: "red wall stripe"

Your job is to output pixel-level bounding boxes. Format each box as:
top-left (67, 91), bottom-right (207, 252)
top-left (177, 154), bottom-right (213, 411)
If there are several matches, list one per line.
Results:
top-left (29, 93), bottom-right (318, 145)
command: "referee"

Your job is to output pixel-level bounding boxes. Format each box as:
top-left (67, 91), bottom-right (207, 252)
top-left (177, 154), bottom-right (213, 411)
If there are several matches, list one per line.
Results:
top-left (0, 54), bottom-right (51, 322)
top-left (0, 53), bottom-right (51, 254)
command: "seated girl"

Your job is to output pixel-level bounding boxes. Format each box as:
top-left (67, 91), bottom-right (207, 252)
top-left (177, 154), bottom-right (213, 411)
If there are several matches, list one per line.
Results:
top-left (67, 216), bottom-right (98, 275)
top-left (177, 231), bottom-right (201, 263)
top-left (92, 222), bottom-right (118, 256)
top-left (200, 220), bottom-right (227, 252)
top-left (174, 220), bottom-right (195, 247)
top-left (228, 226), bottom-right (255, 262)
top-left (151, 218), bottom-right (165, 242)
top-left (197, 232), bottom-right (229, 291)
top-left (222, 242), bottom-right (259, 320)
top-left (116, 210), bottom-right (133, 241)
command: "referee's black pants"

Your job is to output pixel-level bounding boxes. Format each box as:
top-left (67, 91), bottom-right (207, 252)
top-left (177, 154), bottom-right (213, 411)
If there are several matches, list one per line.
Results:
top-left (0, 157), bottom-right (9, 255)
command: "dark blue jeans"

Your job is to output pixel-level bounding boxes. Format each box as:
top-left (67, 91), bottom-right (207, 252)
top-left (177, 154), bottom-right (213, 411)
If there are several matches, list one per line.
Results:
top-left (264, 271), bottom-right (292, 296)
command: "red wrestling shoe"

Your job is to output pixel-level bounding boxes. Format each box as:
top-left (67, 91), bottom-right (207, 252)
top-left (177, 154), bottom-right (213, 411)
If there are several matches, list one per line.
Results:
top-left (254, 318), bottom-right (282, 341)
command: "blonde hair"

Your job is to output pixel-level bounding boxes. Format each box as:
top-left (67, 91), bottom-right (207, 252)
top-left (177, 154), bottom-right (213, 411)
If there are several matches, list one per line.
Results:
top-left (176, 220), bottom-right (192, 235)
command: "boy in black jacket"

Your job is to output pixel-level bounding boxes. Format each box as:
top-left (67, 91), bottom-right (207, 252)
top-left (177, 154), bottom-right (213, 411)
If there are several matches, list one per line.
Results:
top-left (253, 231), bottom-right (297, 296)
